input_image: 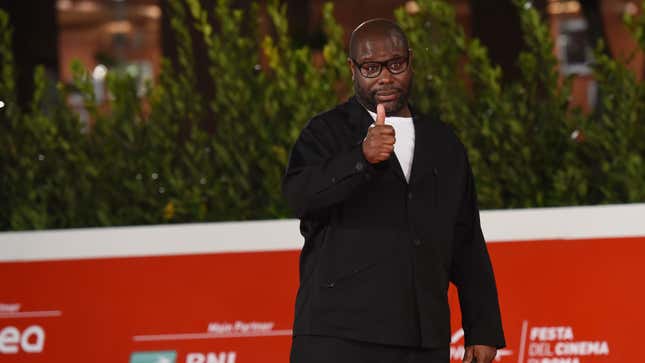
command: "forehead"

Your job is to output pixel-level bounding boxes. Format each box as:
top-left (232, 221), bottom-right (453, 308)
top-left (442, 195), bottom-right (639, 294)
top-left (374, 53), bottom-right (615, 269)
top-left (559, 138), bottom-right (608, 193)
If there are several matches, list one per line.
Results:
top-left (354, 32), bottom-right (407, 61)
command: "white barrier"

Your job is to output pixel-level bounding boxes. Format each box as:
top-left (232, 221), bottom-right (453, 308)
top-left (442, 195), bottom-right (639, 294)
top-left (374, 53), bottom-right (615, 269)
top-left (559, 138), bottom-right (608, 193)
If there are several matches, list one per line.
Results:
top-left (1, 203), bottom-right (644, 262)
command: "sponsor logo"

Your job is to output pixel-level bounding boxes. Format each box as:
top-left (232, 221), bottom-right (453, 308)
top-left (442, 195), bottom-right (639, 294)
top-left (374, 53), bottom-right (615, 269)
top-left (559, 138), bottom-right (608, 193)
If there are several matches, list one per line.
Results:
top-left (207, 321), bottom-right (274, 334)
top-left (450, 322), bottom-right (611, 363)
top-left (525, 325), bottom-right (610, 363)
top-left (0, 325), bottom-right (45, 354)
top-left (132, 320), bottom-right (290, 342)
top-left (0, 304), bottom-right (20, 313)
top-left (450, 328), bottom-right (513, 362)
top-left (186, 352), bottom-right (237, 363)
top-left (130, 351), bottom-right (177, 363)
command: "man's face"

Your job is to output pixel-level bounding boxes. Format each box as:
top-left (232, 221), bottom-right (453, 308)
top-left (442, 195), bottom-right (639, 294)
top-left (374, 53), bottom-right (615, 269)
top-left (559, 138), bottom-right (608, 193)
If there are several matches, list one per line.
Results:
top-left (349, 33), bottom-right (413, 117)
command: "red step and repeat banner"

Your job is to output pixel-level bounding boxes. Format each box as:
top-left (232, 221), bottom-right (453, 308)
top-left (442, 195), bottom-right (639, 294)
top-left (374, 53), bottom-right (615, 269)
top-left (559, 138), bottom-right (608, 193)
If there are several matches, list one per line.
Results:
top-left (1, 204), bottom-right (644, 363)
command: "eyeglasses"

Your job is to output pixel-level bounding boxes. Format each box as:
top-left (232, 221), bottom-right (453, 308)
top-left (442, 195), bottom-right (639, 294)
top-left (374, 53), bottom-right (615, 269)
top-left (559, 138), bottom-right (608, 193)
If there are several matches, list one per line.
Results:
top-left (350, 54), bottom-right (410, 78)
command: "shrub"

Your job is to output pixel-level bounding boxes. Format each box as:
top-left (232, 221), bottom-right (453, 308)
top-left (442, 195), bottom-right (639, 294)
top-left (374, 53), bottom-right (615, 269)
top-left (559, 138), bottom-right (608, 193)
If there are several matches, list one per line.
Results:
top-left (1, 0), bottom-right (644, 230)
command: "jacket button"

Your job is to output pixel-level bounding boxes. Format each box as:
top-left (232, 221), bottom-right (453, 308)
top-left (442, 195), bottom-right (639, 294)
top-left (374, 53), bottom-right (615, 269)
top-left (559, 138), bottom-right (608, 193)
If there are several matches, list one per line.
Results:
top-left (408, 192), bottom-right (413, 200)
top-left (326, 281), bottom-right (335, 288)
top-left (413, 239), bottom-right (422, 247)
top-left (331, 177), bottom-right (336, 183)
top-left (355, 162), bottom-right (364, 172)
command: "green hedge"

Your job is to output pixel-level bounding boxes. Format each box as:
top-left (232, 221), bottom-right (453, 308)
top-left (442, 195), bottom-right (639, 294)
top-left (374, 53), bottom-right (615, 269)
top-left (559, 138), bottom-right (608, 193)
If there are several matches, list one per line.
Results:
top-left (1, 0), bottom-right (644, 231)
top-left (397, 0), bottom-right (645, 208)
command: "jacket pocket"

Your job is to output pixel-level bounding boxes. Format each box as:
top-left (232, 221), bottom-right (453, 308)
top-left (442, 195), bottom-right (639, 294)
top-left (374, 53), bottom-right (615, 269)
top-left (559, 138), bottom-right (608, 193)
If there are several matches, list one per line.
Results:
top-left (431, 167), bottom-right (439, 208)
top-left (320, 261), bottom-right (380, 289)
top-left (317, 226), bottom-right (398, 289)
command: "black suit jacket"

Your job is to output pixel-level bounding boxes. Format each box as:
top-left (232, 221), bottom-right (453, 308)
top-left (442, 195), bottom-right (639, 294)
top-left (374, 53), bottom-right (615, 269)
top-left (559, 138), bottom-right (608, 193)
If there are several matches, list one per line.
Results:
top-left (283, 96), bottom-right (505, 349)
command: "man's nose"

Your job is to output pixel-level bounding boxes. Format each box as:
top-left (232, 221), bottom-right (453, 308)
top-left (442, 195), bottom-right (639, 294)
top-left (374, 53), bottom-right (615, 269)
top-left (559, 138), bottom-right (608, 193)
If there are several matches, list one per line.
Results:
top-left (377, 67), bottom-right (394, 84)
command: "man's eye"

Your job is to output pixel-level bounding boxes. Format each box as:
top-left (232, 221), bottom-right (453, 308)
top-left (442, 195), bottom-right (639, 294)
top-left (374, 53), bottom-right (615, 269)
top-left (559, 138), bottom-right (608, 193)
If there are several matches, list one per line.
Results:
top-left (388, 61), bottom-right (403, 70)
top-left (363, 64), bottom-right (380, 73)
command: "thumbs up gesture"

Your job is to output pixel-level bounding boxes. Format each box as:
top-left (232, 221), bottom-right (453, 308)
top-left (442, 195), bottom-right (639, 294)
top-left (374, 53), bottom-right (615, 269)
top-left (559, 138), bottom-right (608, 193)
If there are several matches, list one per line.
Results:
top-left (362, 103), bottom-right (396, 164)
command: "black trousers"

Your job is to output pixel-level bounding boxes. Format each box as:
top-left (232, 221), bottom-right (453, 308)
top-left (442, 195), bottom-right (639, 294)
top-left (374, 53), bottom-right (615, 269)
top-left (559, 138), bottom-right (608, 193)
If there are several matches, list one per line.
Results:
top-left (290, 335), bottom-right (450, 363)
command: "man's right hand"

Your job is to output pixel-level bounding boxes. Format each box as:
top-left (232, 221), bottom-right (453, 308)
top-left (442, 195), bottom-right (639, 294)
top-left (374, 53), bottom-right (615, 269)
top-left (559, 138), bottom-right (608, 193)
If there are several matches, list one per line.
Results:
top-left (362, 103), bottom-right (395, 164)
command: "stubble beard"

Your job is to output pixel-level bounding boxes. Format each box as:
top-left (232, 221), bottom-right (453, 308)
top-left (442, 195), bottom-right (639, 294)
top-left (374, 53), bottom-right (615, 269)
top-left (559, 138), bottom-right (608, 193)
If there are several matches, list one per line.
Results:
top-left (354, 78), bottom-right (411, 116)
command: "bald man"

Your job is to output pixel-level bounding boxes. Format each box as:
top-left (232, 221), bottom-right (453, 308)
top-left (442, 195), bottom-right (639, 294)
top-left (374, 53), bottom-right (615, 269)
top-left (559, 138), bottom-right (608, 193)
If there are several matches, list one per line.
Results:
top-left (283, 19), bottom-right (505, 363)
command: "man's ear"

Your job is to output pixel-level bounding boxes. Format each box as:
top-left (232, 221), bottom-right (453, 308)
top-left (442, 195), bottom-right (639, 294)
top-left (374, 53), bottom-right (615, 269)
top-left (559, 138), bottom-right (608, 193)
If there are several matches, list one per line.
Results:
top-left (347, 57), bottom-right (355, 80)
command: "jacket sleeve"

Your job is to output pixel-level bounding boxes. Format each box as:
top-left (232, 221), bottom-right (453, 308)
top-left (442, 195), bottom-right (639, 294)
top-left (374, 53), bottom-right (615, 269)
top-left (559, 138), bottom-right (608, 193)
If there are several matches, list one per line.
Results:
top-left (450, 153), bottom-right (506, 349)
top-left (282, 116), bottom-right (375, 218)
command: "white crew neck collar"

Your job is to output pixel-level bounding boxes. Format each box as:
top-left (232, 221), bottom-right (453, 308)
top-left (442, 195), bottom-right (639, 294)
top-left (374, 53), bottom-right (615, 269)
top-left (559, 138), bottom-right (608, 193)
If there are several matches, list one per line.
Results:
top-left (366, 109), bottom-right (413, 121)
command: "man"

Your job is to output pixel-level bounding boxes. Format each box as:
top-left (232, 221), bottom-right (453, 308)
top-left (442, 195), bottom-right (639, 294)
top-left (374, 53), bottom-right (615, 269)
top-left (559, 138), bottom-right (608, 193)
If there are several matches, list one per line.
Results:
top-left (283, 19), bottom-right (505, 363)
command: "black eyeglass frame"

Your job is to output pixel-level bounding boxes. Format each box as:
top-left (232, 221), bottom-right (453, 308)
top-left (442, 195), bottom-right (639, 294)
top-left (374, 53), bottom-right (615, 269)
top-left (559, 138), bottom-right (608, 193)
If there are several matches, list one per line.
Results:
top-left (350, 52), bottom-right (411, 78)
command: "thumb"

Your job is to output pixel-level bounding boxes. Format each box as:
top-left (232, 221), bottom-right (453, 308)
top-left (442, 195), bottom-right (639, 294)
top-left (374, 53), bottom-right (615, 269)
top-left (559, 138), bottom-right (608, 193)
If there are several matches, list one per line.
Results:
top-left (375, 103), bottom-right (385, 126)
top-left (463, 346), bottom-right (474, 363)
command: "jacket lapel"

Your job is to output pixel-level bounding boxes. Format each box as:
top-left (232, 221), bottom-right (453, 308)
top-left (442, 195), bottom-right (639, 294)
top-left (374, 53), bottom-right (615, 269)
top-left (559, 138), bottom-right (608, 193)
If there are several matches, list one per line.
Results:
top-left (389, 152), bottom-right (407, 183)
top-left (409, 113), bottom-right (440, 183)
top-left (346, 97), bottom-right (373, 136)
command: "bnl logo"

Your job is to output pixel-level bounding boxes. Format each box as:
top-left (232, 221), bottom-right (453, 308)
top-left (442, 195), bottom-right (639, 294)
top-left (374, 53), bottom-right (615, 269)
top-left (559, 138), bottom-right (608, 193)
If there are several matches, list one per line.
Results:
top-left (130, 351), bottom-right (177, 363)
top-left (130, 351), bottom-right (237, 363)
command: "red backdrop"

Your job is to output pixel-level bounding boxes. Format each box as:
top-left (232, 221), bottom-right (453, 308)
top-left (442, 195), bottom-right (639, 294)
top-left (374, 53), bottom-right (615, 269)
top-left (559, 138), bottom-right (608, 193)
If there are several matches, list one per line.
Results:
top-left (1, 233), bottom-right (643, 363)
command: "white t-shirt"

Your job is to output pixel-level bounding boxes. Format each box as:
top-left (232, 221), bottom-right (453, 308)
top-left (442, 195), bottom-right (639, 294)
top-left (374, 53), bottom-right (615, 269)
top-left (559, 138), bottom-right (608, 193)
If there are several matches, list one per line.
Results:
top-left (367, 110), bottom-right (415, 182)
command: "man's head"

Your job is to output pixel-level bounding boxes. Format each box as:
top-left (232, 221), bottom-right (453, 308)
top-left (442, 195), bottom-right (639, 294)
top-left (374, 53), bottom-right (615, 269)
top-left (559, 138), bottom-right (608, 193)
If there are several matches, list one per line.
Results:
top-left (348, 19), bottom-right (413, 117)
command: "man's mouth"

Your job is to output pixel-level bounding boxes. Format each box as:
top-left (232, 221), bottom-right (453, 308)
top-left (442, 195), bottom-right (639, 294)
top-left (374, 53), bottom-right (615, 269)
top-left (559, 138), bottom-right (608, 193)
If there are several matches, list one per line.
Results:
top-left (375, 90), bottom-right (399, 102)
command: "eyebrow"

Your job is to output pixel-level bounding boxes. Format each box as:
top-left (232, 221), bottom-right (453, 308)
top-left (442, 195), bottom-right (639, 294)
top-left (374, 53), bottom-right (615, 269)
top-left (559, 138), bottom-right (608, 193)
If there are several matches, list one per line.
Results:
top-left (358, 53), bottom-right (407, 62)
